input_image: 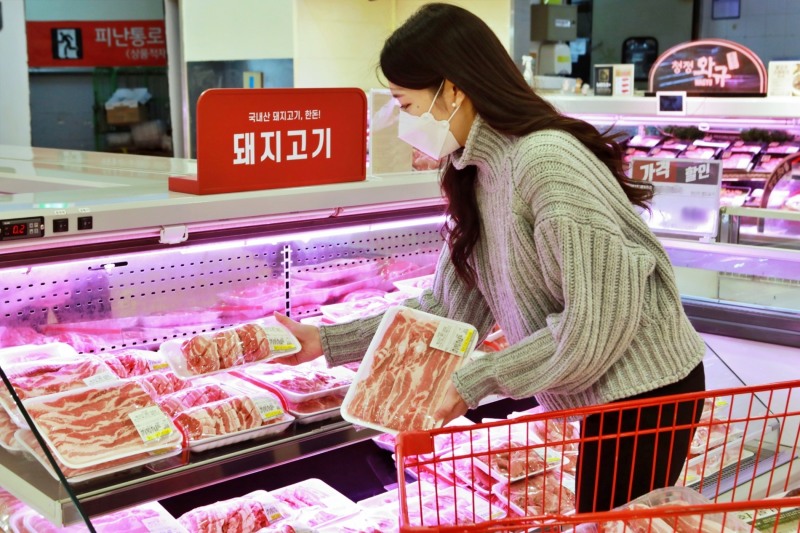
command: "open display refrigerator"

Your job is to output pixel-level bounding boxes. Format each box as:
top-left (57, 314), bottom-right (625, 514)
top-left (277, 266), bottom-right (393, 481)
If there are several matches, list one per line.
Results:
top-left (0, 92), bottom-right (799, 530)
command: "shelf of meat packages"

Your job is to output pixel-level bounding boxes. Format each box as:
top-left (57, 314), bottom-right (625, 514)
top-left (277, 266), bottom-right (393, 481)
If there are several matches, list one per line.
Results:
top-left (0, 239), bottom-right (450, 526)
top-left (0, 343), bottom-right (381, 527)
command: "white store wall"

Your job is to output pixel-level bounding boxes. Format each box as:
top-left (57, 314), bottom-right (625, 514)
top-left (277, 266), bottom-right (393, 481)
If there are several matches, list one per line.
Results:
top-left (24, 0), bottom-right (163, 21)
top-left (180, 0), bottom-right (293, 62)
top-left (697, 0), bottom-right (800, 63)
top-left (293, 0), bottom-right (512, 91)
top-left (293, 0), bottom-right (394, 90)
top-left (0, 0), bottom-right (31, 146)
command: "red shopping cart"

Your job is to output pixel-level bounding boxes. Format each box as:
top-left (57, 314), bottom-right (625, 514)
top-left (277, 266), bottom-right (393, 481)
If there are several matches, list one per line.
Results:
top-left (395, 379), bottom-right (800, 532)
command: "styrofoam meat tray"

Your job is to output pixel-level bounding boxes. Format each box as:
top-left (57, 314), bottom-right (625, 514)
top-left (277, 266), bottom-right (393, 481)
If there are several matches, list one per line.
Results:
top-left (15, 428), bottom-right (183, 484)
top-left (242, 364), bottom-right (355, 403)
top-left (188, 414), bottom-right (294, 453)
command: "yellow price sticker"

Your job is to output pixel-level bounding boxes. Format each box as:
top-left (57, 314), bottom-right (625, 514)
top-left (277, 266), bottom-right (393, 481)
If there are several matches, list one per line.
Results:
top-left (459, 329), bottom-right (474, 354)
top-left (272, 344), bottom-right (296, 352)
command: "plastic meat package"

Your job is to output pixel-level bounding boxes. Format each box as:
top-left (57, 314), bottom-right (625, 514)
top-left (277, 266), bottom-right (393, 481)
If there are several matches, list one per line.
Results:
top-left (285, 392), bottom-right (345, 424)
top-left (242, 360), bottom-right (355, 403)
top-left (493, 470), bottom-right (576, 518)
top-left (99, 348), bottom-right (169, 378)
top-left (178, 490), bottom-right (289, 533)
top-left (598, 486), bottom-right (753, 533)
top-left (270, 478), bottom-right (361, 529)
top-left (372, 415), bottom-right (475, 454)
top-left (0, 408), bottom-right (24, 454)
top-left (0, 343), bottom-right (119, 426)
top-left (16, 428), bottom-right (182, 483)
top-left (319, 296), bottom-right (395, 323)
top-left (135, 371), bottom-right (192, 398)
top-left (341, 306), bottom-right (478, 433)
top-left (159, 320), bottom-right (301, 377)
top-left (23, 381), bottom-right (183, 469)
top-left (169, 387), bottom-right (293, 452)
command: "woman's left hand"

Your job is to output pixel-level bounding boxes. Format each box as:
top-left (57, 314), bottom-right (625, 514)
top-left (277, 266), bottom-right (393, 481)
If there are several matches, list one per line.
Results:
top-left (433, 381), bottom-right (469, 426)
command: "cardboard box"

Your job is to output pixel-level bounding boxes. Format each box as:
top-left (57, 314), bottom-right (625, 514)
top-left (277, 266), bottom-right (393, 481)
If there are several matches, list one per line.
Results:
top-left (106, 105), bottom-right (146, 125)
top-left (594, 64), bottom-right (634, 96)
top-left (767, 60), bottom-right (800, 97)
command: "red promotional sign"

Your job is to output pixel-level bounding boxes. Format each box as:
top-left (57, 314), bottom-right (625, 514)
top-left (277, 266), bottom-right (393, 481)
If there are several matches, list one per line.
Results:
top-left (648, 39), bottom-right (766, 95)
top-left (630, 158), bottom-right (722, 185)
top-left (169, 88), bottom-right (367, 195)
top-left (26, 20), bottom-right (167, 68)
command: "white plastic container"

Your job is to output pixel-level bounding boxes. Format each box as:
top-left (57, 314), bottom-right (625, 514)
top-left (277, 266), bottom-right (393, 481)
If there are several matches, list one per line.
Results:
top-left (341, 306), bottom-right (478, 434)
top-left (159, 319), bottom-right (301, 378)
top-left (22, 381), bottom-right (183, 469)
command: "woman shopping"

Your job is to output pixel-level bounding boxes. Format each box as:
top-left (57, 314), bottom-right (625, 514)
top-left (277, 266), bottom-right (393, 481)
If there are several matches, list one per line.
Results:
top-left (275, 3), bottom-right (706, 514)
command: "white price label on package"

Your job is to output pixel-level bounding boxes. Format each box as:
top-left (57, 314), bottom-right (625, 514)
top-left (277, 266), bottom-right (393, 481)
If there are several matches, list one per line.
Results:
top-left (253, 395), bottom-right (284, 421)
top-left (430, 322), bottom-right (474, 356)
top-left (264, 325), bottom-right (298, 353)
top-left (129, 406), bottom-right (173, 442)
top-left (260, 503), bottom-right (287, 524)
top-left (83, 370), bottom-right (118, 387)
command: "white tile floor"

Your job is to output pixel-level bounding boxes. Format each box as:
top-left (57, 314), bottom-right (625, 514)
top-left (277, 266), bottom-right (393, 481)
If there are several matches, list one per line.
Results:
top-left (701, 333), bottom-right (800, 450)
top-left (701, 333), bottom-right (800, 389)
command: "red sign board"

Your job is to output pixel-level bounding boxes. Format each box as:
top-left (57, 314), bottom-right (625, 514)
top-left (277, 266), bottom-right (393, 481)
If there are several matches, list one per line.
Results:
top-left (648, 39), bottom-right (766, 95)
top-left (169, 88), bottom-right (367, 195)
top-left (26, 20), bottom-right (167, 68)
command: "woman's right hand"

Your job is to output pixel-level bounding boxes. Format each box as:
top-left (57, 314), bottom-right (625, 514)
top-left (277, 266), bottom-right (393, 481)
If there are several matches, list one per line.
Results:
top-left (273, 312), bottom-right (324, 365)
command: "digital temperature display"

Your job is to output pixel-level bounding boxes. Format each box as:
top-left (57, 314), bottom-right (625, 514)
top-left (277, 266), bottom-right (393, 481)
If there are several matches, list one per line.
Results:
top-left (1, 217), bottom-right (45, 241)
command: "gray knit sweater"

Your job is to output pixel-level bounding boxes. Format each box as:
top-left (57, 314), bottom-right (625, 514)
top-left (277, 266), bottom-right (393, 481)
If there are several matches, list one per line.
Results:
top-left (320, 115), bottom-right (706, 413)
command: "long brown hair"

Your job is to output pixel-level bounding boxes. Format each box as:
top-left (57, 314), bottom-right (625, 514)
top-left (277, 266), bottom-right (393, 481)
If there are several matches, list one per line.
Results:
top-left (380, 3), bottom-right (653, 287)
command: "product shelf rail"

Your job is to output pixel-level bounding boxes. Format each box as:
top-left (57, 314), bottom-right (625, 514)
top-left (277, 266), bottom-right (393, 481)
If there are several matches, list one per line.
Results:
top-left (395, 379), bottom-right (800, 532)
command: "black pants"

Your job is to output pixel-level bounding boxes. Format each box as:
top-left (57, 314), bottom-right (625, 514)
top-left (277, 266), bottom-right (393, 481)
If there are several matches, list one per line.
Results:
top-left (576, 362), bottom-right (706, 513)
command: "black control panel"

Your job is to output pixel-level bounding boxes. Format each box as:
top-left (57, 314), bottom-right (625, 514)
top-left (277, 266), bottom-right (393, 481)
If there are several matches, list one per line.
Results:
top-left (0, 217), bottom-right (45, 241)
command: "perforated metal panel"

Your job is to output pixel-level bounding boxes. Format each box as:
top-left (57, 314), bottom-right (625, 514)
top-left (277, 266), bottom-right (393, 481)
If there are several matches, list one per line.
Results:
top-left (0, 215), bottom-right (444, 353)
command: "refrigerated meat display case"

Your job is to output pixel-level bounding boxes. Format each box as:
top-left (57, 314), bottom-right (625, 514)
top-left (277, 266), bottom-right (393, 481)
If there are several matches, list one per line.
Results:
top-left (543, 94), bottom-right (800, 250)
top-left (0, 129), bottom-right (798, 528)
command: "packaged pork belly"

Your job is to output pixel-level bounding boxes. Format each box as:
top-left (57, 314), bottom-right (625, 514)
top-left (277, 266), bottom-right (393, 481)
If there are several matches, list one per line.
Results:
top-left (341, 306), bottom-right (478, 434)
top-left (15, 428), bottom-right (183, 484)
top-left (22, 381), bottom-right (183, 469)
top-left (158, 319), bottom-right (301, 378)
top-left (0, 342), bottom-right (119, 427)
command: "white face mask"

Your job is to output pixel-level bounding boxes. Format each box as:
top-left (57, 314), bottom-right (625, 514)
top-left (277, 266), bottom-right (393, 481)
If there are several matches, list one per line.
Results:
top-left (397, 81), bottom-right (462, 160)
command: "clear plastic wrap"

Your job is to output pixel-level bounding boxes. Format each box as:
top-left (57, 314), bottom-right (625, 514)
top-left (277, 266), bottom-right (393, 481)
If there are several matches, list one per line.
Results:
top-left (284, 392), bottom-right (345, 424)
top-left (0, 343), bottom-right (118, 426)
top-left (341, 306), bottom-right (478, 434)
top-left (177, 490), bottom-right (289, 533)
top-left (270, 478), bottom-right (360, 530)
top-left (598, 486), bottom-right (753, 532)
top-left (15, 428), bottom-right (183, 484)
top-left (171, 390), bottom-right (292, 452)
top-left (23, 381), bottom-right (183, 469)
top-left (493, 470), bottom-right (576, 518)
top-left (159, 320), bottom-right (301, 378)
top-left (99, 349), bottom-right (169, 378)
top-left (241, 361), bottom-right (355, 403)
top-left (319, 296), bottom-right (394, 323)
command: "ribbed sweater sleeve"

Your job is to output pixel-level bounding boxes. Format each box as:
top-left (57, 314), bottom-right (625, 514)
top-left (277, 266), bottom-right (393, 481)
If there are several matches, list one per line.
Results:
top-left (320, 245), bottom-right (496, 366)
top-left (452, 214), bottom-right (657, 408)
